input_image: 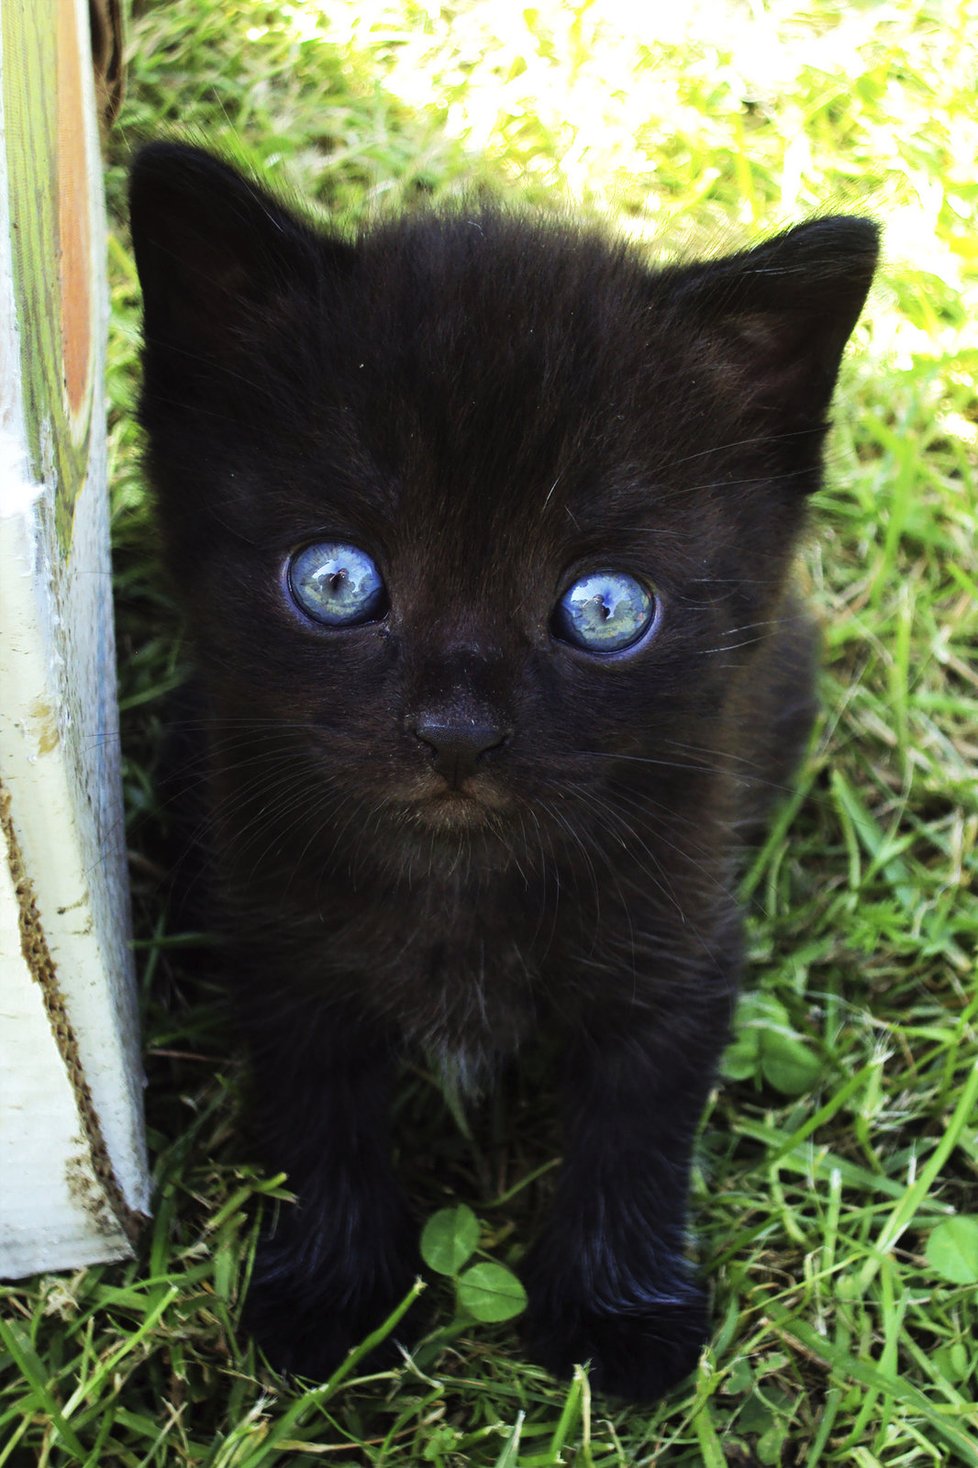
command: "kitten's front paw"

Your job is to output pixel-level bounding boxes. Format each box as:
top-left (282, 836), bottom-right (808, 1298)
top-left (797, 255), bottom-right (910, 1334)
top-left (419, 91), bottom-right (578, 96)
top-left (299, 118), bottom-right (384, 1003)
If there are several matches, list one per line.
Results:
top-left (245, 1236), bottom-right (422, 1381)
top-left (524, 1277), bottom-right (709, 1403)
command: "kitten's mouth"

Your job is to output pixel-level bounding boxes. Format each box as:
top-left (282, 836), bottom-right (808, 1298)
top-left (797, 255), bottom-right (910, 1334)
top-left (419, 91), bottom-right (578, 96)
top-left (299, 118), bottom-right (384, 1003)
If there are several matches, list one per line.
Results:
top-left (399, 775), bottom-right (512, 830)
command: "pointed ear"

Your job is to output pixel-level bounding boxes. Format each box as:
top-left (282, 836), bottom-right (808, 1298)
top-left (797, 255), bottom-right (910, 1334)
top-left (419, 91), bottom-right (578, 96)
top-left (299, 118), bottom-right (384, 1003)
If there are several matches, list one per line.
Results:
top-left (668, 216), bottom-right (879, 430)
top-left (129, 143), bottom-right (353, 369)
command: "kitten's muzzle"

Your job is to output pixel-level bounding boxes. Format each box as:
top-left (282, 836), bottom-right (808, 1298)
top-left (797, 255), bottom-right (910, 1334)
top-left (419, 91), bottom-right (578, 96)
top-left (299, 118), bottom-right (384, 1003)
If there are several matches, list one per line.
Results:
top-left (410, 716), bottom-right (510, 788)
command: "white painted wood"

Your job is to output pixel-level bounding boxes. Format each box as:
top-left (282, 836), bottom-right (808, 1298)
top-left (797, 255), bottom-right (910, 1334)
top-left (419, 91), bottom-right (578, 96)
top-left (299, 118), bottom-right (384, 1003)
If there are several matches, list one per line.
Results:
top-left (0, 0), bottom-right (149, 1276)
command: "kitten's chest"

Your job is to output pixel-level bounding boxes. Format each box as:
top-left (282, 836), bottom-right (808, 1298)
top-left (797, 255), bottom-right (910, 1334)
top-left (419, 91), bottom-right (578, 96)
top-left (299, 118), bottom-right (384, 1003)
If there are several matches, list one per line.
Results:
top-left (335, 881), bottom-right (543, 1058)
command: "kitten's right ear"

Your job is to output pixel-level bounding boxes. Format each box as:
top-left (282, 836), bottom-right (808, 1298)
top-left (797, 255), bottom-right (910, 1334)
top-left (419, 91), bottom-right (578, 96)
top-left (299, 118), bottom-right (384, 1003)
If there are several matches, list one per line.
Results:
top-left (129, 143), bottom-right (351, 364)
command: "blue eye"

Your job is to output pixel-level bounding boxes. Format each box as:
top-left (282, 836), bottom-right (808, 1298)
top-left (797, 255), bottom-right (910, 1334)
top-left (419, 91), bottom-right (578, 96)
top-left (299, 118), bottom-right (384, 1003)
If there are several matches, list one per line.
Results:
top-left (553, 570), bottom-right (656, 653)
top-left (288, 542), bottom-right (387, 626)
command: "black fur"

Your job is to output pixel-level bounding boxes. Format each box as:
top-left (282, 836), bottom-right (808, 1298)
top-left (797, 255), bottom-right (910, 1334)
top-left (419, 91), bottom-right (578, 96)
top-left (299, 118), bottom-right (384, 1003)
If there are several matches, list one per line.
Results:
top-left (130, 143), bottom-right (877, 1400)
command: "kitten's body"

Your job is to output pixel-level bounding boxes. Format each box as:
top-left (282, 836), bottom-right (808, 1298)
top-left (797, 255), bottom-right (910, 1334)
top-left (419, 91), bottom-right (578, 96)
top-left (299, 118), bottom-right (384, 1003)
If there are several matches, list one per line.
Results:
top-left (131, 146), bottom-right (876, 1400)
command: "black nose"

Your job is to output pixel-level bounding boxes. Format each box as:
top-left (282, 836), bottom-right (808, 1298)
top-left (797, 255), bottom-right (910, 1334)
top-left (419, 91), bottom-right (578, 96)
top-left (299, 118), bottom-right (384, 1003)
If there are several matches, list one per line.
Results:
top-left (412, 717), bottom-right (508, 785)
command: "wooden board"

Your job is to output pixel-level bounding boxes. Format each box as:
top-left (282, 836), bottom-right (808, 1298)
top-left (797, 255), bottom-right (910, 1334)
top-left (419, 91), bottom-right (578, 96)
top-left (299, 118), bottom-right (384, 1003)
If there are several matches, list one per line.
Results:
top-left (0, 0), bottom-right (149, 1275)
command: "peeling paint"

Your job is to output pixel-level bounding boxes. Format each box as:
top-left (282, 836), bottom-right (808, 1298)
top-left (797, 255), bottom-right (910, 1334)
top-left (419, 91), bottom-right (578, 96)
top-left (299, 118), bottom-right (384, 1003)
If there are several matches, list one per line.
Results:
top-left (28, 696), bottom-right (59, 754)
top-left (0, 782), bottom-right (145, 1242)
top-left (64, 1142), bottom-right (118, 1237)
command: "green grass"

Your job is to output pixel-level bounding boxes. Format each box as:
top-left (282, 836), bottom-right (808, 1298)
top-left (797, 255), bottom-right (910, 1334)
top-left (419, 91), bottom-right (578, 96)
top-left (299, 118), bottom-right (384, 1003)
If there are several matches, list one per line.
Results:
top-left (3, 0), bottom-right (977, 1462)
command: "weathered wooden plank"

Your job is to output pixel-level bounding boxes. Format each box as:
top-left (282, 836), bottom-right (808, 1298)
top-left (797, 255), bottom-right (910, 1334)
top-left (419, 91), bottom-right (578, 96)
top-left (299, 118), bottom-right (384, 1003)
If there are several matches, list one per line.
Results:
top-left (0, 0), bottom-right (149, 1275)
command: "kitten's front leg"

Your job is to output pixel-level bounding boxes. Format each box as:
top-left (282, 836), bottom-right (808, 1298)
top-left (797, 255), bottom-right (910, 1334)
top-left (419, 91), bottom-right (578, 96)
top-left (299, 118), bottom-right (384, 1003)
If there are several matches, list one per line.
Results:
top-left (241, 1000), bottom-right (419, 1380)
top-left (523, 996), bottom-right (731, 1403)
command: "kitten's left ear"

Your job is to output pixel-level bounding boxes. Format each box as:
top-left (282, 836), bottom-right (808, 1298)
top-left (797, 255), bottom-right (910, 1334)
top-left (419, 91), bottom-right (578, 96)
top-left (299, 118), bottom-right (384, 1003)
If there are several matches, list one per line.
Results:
top-left (668, 216), bottom-right (880, 428)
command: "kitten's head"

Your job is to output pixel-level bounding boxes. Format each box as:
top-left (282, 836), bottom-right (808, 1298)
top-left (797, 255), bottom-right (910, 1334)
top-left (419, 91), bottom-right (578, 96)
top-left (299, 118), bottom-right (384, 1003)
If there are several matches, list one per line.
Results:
top-left (131, 145), bottom-right (877, 878)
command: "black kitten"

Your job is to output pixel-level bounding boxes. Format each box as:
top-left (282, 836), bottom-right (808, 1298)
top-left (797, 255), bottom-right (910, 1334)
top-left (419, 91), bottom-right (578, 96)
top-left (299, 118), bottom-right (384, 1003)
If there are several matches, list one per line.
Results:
top-left (130, 143), bottom-right (877, 1402)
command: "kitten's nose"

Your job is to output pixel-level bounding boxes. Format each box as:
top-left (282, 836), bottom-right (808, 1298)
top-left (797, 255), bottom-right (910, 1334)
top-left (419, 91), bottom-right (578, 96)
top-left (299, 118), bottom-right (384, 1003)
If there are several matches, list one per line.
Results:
top-left (412, 717), bottom-right (509, 786)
